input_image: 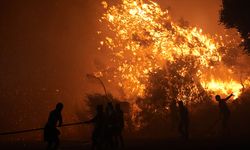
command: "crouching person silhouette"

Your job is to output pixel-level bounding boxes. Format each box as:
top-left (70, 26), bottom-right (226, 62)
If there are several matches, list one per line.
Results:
top-left (44, 103), bottom-right (63, 150)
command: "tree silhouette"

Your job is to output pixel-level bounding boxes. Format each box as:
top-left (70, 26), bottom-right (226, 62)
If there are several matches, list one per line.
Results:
top-left (220, 0), bottom-right (250, 51)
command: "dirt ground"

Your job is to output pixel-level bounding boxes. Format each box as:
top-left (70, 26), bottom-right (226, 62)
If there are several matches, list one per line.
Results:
top-left (0, 137), bottom-right (249, 150)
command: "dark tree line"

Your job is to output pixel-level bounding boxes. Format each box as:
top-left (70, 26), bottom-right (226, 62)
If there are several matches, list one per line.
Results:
top-left (220, 0), bottom-right (250, 51)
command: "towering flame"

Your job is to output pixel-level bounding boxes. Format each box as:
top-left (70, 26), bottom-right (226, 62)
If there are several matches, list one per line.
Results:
top-left (97, 0), bottom-right (249, 103)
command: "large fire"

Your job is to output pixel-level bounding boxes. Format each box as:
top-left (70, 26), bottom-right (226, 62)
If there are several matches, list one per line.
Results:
top-left (97, 0), bottom-right (250, 104)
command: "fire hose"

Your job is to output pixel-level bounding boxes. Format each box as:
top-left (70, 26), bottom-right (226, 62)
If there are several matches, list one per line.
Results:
top-left (0, 74), bottom-right (111, 136)
top-left (0, 121), bottom-right (85, 136)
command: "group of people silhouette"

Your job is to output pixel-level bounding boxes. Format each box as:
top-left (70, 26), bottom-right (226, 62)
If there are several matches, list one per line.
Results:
top-left (43, 93), bottom-right (233, 150)
top-left (43, 102), bottom-right (124, 150)
top-left (84, 102), bottom-right (124, 150)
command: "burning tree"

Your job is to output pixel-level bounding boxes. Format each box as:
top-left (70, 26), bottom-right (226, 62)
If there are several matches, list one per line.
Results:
top-left (133, 55), bottom-right (211, 130)
top-left (93, 0), bottom-right (250, 130)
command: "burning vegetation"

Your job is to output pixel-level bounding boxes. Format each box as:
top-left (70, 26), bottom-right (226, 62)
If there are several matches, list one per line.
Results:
top-left (88, 0), bottom-right (250, 131)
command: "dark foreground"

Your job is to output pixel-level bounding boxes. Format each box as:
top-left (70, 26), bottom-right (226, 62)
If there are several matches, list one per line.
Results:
top-left (0, 138), bottom-right (249, 150)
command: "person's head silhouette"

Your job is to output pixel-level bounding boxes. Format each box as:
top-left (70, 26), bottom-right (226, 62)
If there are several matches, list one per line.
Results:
top-left (215, 95), bottom-right (221, 101)
top-left (178, 101), bottom-right (184, 107)
top-left (56, 102), bottom-right (64, 111)
top-left (107, 102), bottom-right (114, 110)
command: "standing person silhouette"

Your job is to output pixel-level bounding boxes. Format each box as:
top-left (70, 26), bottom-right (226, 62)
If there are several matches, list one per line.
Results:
top-left (84, 105), bottom-right (105, 150)
top-left (178, 101), bottom-right (189, 140)
top-left (104, 102), bottom-right (116, 150)
top-left (215, 93), bottom-right (233, 135)
top-left (44, 103), bottom-right (63, 150)
top-left (169, 100), bottom-right (178, 130)
top-left (114, 103), bottom-right (125, 148)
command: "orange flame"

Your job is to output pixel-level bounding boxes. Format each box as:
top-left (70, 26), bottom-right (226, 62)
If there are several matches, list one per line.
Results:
top-left (98, 0), bottom-right (249, 102)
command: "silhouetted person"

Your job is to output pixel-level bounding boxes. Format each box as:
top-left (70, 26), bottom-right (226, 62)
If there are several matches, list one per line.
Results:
top-left (169, 100), bottom-right (178, 130)
top-left (114, 103), bottom-right (124, 148)
top-left (44, 103), bottom-right (63, 150)
top-left (104, 102), bottom-right (116, 150)
top-left (215, 93), bottom-right (233, 135)
top-left (178, 101), bottom-right (189, 140)
top-left (84, 105), bottom-right (105, 150)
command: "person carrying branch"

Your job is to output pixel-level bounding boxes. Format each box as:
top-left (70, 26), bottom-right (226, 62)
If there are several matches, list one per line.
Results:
top-left (44, 102), bottom-right (63, 150)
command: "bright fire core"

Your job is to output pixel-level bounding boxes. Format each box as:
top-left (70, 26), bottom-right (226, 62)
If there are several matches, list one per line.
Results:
top-left (97, 0), bottom-right (249, 103)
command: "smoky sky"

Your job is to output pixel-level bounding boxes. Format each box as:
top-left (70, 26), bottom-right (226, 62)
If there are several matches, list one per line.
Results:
top-left (0, 0), bottom-right (102, 139)
top-left (0, 0), bottom-right (224, 140)
top-left (156, 0), bottom-right (223, 34)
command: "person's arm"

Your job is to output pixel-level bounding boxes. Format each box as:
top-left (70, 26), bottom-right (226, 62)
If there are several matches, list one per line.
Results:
top-left (58, 113), bottom-right (63, 127)
top-left (222, 93), bottom-right (234, 101)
